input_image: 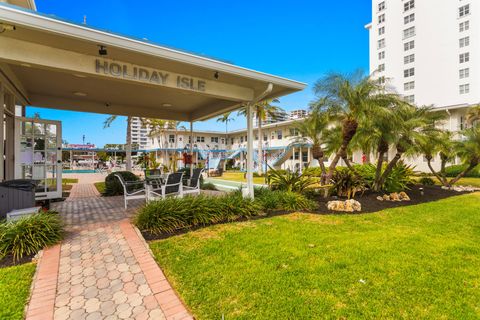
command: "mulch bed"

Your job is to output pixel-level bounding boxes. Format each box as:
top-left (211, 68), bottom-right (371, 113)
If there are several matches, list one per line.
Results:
top-left (0, 254), bottom-right (35, 268)
top-left (313, 185), bottom-right (470, 214)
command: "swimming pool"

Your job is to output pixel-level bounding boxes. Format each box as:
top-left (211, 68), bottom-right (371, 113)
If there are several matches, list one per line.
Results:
top-left (62, 169), bottom-right (97, 174)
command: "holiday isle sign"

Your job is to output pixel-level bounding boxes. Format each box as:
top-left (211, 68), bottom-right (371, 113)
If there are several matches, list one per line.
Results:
top-left (95, 59), bottom-right (206, 92)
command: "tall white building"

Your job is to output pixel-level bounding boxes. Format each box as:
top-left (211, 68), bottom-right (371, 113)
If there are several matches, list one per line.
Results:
top-left (289, 109), bottom-right (309, 120)
top-left (130, 117), bottom-right (149, 149)
top-left (367, 0), bottom-right (479, 132)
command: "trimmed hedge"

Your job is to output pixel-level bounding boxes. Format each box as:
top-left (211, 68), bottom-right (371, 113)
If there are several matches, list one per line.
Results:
top-left (444, 164), bottom-right (480, 178)
top-left (104, 171), bottom-right (140, 196)
top-left (0, 212), bottom-right (63, 262)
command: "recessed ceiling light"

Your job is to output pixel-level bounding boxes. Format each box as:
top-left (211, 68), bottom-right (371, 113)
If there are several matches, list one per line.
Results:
top-left (20, 63), bottom-right (31, 67)
top-left (73, 74), bottom-right (87, 78)
top-left (162, 103), bottom-right (172, 107)
top-left (73, 92), bottom-right (87, 97)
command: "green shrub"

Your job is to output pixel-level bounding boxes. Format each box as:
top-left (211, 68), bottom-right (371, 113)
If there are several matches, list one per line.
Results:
top-left (267, 167), bottom-right (316, 193)
top-left (0, 212), bottom-right (63, 262)
top-left (419, 176), bottom-right (435, 186)
top-left (200, 182), bottom-right (218, 191)
top-left (330, 168), bottom-right (366, 199)
top-left (444, 164), bottom-right (480, 177)
top-left (302, 167), bottom-right (324, 177)
top-left (104, 171), bottom-right (140, 196)
top-left (255, 188), bottom-right (318, 212)
top-left (352, 162), bottom-right (415, 193)
top-left (135, 194), bottom-right (261, 235)
top-left (383, 163), bottom-right (415, 193)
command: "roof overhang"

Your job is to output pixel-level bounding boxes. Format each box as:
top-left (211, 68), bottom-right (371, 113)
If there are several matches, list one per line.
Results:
top-left (0, 3), bottom-right (306, 121)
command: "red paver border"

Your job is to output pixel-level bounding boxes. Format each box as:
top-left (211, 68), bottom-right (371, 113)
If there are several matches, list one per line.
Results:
top-left (25, 244), bottom-right (61, 320)
top-left (120, 220), bottom-right (194, 320)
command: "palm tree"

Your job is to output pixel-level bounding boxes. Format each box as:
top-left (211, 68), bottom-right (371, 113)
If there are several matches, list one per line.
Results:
top-left (144, 119), bottom-right (168, 165)
top-left (375, 105), bottom-right (445, 190)
top-left (104, 115), bottom-right (133, 171)
top-left (293, 104), bottom-right (330, 180)
top-left (311, 70), bottom-right (405, 180)
top-left (418, 130), bottom-right (455, 186)
top-left (466, 104), bottom-right (480, 126)
top-left (217, 112), bottom-right (233, 145)
top-left (238, 99), bottom-right (282, 175)
top-left (217, 112), bottom-right (233, 170)
top-left (449, 126), bottom-right (480, 185)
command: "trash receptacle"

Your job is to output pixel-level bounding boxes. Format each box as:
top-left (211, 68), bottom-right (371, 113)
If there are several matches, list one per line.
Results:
top-left (0, 179), bottom-right (38, 219)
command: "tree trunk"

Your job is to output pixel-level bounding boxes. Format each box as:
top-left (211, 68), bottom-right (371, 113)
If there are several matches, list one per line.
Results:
top-left (126, 116), bottom-right (132, 171)
top-left (326, 119), bottom-right (358, 180)
top-left (426, 157), bottom-right (448, 187)
top-left (377, 151), bottom-right (402, 189)
top-left (448, 160), bottom-right (479, 186)
top-left (258, 119), bottom-right (263, 175)
top-left (373, 140), bottom-right (388, 191)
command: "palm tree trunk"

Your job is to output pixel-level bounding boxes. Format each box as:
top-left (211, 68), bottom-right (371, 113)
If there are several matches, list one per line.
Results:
top-left (377, 151), bottom-right (403, 189)
top-left (373, 140), bottom-right (389, 191)
top-left (427, 158), bottom-right (448, 187)
top-left (126, 116), bottom-right (132, 171)
top-left (326, 119), bottom-right (358, 181)
top-left (448, 160), bottom-right (479, 186)
top-left (224, 123), bottom-right (228, 171)
top-left (258, 119), bottom-right (263, 175)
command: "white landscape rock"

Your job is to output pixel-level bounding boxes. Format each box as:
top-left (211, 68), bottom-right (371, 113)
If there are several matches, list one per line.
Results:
top-left (442, 185), bottom-right (480, 192)
top-left (327, 199), bottom-right (361, 212)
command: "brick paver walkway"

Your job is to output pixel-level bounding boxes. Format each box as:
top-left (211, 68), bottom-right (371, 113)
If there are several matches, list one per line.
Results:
top-left (26, 181), bottom-right (192, 320)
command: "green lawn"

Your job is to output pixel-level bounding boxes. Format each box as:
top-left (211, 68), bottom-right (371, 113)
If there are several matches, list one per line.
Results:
top-left (448, 177), bottom-right (480, 187)
top-left (0, 263), bottom-right (36, 320)
top-left (150, 193), bottom-right (480, 319)
top-left (211, 171), bottom-right (266, 185)
top-left (94, 182), bottom-right (106, 194)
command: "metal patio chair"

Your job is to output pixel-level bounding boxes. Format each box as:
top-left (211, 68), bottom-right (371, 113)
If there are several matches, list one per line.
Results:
top-left (183, 168), bottom-right (204, 196)
top-left (114, 174), bottom-right (147, 209)
top-left (147, 172), bottom-right (184, 201)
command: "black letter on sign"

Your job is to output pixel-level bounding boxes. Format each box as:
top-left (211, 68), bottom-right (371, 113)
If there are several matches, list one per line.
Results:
top-left (198, 81), bottom-right (206, 92)
top-left (109, 63), bottom-right (122, 76)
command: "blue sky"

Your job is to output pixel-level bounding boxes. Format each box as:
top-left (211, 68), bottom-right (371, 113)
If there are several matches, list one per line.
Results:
top-left (27, 0), bottom-right (371, 146)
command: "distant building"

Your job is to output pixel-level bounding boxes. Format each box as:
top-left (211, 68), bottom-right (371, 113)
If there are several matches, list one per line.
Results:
top-left (130, 117), bottom-right (150, 149)
top-left (253, 110), bottom-right (289, 126)
top-left (289, 109), bottom-right (309, 120)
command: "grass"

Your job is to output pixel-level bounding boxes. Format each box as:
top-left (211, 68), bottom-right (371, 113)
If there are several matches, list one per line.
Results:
top-left (418, 176), bottom-right (480, 188)
top-left (211, 171), bottom-right (266, 185)
top-left (94, 182), bottom-right (106, 194)
top-left (62, 178), bottom-right (78, 184)
top-left (150, 193), bottom-right (480, 319)
top-left (0, 263), bottom-right (36, 320)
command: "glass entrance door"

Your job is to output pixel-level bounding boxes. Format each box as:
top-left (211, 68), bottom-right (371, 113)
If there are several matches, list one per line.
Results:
top-left (15, 118), bottom-right (62, 200)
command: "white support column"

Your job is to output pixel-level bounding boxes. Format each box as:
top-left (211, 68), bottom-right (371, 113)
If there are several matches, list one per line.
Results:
top-left (246, 104), bottom-right (254, 198)
top-left (299, 146), bottom-right (303, 172)
top-left (292, 146), bottom-right (295, 171)
top-left (0, 83), bottom-right (4, 182)
top-left (189, 121), bottom-right (193, 177)
top-left (307, 146), bottom-right (311, 165)
top-left (5, 93), bottom-right (14, 180)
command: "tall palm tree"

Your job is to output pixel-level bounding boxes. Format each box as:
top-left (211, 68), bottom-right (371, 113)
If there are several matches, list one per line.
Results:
top-left (217, 112), bottom-right (233, 144)
top-left (238, 99), bottom-right (282, 175)
top-left (293, 104), bottom-right (330, 179)
top-left (311, 70), bottom-right (405, 180)
top-left (104, 115), bottom-right (133, 171)
top-left (144, 119), bottom-right (168, 165)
